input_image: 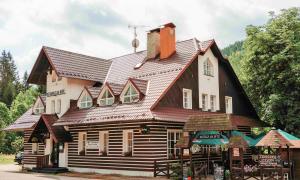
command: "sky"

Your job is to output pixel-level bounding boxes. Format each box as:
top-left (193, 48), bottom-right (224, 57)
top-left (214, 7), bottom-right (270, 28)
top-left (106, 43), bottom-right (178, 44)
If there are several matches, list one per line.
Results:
top-left (0, 0), bottom-right (299, 78)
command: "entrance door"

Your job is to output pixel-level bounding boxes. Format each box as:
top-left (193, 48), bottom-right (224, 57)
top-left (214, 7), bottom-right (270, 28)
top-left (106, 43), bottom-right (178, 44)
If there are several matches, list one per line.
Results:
top-left (51, 143), bottom-right (59, 167)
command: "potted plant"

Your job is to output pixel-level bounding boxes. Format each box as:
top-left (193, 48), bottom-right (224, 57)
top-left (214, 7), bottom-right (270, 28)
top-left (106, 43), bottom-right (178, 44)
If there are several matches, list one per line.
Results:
top-left (100, 151), bottom-right (107, 156)
top-left (123, 151), bottom-right (132, 157)
top-left (187, 167), bottom-right (193, 180)
top-left (225, 170), bottom-right (230, 180)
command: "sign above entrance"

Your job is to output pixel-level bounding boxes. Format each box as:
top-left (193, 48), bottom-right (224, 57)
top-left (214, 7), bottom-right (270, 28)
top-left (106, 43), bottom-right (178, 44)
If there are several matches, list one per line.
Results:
top-left (46, 89), bottom-right (65, 97)
top-left (198, 134), bottom-right (221, 139)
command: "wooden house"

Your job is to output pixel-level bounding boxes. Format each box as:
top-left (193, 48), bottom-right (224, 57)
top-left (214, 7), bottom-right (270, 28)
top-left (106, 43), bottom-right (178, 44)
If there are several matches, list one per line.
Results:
top-left (5, 23), bottom-right (263, 177)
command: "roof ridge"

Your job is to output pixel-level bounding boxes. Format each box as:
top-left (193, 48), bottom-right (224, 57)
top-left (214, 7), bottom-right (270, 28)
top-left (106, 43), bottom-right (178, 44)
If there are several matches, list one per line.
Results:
top-left (108, 38), bottom-right (199, 61)
top-left (43, 46), bottom-right (109, 62)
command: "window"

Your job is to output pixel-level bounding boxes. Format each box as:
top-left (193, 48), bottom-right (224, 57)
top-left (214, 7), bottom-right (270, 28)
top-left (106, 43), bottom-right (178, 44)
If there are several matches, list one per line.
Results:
top-left (34, 101), bottom-right (44, 114)
top-left (78, 132), bottom-right (87, 155)
top-left (51, 100), bottom-right (55, 114)
top-left (123, 85), bottom-right (139, 103)
top-left (79, 92), bottom-right (93, 109)
top-left (203, 58), bottom-right (213, 76)
top-left (225, 96), bottom-right (233, 114)
top-left (32, 143), bottom-right (39, 154)
top-left (56, 99), bottom-right (61, 114)
top-left (167, 130), bottom-right (182, 159)
top-left (99, 131), bottom-right (109, 156)
top-left (99, 89), bottom-right (114, 106)
top-left (210, 95), bottom-right (216, 112)
top-left (183, 88), bottom-right (192, 109)
top-left (202, 94), bottom-right (208, 111)
top-left (123, 130), bottom-right (133, 156)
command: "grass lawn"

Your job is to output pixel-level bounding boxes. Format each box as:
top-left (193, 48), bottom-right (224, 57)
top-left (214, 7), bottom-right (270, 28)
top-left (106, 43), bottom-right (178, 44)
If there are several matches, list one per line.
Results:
top-left (0, 154), bottom-right (14, 164)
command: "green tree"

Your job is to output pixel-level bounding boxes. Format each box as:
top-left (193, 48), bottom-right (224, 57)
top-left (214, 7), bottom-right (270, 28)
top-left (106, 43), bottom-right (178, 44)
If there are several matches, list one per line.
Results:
top-left (10, 87), bottom-right (39, 120)
top-left (0, 50), bottom-right (19, 106)
top-left (242, 8), bottom-right (300, 136)
top-left (11, 136), bottom-right (24, 153)
top-left (0, 102), bottom-right (12, 153)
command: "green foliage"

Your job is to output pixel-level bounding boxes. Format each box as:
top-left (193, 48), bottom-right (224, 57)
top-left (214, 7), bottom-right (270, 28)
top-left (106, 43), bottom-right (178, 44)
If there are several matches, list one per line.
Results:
top-left (242, 8), bottom-right (300, 136)
top-left (222, 41), bottom-right (243, 57)
top-left (10, 87), bottom-right (39, 120)
top-left (11, 136), bottom-right (24, 153)
top-left (0, 102), bottom-right (11, 126)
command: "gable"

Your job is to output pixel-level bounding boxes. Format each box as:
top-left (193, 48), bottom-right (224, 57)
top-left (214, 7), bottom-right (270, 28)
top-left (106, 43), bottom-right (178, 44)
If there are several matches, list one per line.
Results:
top-left (28, 46), bottom-right (111, 85)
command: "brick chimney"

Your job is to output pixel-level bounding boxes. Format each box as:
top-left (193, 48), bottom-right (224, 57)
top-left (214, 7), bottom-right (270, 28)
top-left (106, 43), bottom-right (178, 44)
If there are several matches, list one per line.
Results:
top-left (146, 28), bottom-right (160, 59)
top-left (146, 23), bottom-right (176, 60)
top-left (159, 23), bottom-right (176, 59)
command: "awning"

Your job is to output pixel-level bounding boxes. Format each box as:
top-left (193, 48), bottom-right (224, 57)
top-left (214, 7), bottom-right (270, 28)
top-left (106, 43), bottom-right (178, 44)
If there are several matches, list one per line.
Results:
top-left (28, 114), bottom-right (72, 143)
top-left (184, 114), bottom-right (235, 132)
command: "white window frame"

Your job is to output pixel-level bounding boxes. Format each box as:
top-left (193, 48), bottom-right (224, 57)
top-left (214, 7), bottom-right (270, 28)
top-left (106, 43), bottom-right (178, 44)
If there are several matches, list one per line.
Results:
top-left (51, 100), bottom-right (55, 114)
top-left (225, 96), bottom-right (233, 114)
top-left (98, 87), bottom-right (115, 106)
top-left (167, 129), bottom-right (182, 159)
top-left (203, 58), bottom-right (214, 76)
top-left (210, 95), bottom-right (216, 112)
top-left (202, 94), bottom-right (208, 111)
top-left (122, 130), bottom-right (134, 156)
top-left (78, 132), bottom-right (87, 155)
top-left (99, 131), bottom-right (109, 155)
top-left (78, 91), bottom-right (93, 109)
top-left (56, 99), bottom-right (61, 114)
top-left (183, 88), bottom-right (192, 109)
top-left (32, 143), bottom-right (39, 154)
top-left (121, 83), bottom-right (139, 104)
top-left (34, 98), bottom-right (44, 114)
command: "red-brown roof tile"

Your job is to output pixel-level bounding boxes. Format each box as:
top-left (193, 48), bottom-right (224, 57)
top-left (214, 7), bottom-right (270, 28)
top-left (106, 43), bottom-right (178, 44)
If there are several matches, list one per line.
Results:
top-left (4, 108), bottom-right (40, 131)
top-left (87, 86), bottom-right (102, 98)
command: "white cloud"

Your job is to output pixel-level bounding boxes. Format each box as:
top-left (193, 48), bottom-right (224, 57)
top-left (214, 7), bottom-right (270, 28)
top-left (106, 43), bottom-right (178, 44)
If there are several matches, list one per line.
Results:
top-left (0, 0), bottom-right (298, 78)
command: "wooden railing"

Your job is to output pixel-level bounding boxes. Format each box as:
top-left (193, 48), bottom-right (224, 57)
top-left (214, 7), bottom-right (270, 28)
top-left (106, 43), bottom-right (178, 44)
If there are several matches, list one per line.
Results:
top-left (36, 155), bottom-right (49, 169)
top-left (154, 159), bottom-right (186, 178)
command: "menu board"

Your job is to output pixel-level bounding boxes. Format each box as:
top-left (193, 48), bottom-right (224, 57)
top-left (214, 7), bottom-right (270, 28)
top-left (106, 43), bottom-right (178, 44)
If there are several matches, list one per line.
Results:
top-left (259, 155), bottom-right (280, 166)
top-left (214, 166), bottom-right (224, 180)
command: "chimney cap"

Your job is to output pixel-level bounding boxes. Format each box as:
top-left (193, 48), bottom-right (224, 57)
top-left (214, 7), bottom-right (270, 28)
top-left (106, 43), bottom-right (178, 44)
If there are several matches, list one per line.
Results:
top-left (162, 22), bottom-right (176, 28)
top-left (149, 28), bottom-right (160, 33)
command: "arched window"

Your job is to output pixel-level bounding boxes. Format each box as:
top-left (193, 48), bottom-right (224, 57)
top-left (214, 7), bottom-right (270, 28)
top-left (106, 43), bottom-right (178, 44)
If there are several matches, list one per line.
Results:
top-left (99, 89), bottom-right (114, 106)
top-left (123, 85), bottom-right (139, 103)
top-left (203, 58), bottom-right (213, 76)
top-left (79, 92), bottom-right (92, 109)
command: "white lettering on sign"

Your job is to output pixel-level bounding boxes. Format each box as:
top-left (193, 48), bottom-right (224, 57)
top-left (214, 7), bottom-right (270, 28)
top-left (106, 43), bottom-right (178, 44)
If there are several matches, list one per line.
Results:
top-left (86, 141), bottom-right (99, 149)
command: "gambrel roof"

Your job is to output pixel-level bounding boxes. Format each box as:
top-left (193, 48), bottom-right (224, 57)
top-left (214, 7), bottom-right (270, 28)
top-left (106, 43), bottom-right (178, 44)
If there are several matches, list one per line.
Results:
top-left (27, 46), bottom-right (111, 84)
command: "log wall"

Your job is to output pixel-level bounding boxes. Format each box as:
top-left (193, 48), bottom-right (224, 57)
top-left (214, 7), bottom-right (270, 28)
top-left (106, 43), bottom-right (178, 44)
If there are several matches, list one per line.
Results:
top-left (67, 120), bottom-right (183, 172)
top-left (23, 129), bottom-right (45, 166)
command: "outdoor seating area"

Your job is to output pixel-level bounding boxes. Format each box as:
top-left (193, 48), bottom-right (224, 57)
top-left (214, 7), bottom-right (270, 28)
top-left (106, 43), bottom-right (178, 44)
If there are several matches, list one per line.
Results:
top-left (166, 115), bottom-right (300, 180)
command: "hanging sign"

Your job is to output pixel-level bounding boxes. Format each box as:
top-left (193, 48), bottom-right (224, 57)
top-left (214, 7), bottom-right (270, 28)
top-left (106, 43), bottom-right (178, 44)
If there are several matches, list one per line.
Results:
top-left (191, 144), bottom-right (200, 153)
top-left (233, 148), bottom-right (240, 157)
top-left (86, 140), bottom-right (99, 149)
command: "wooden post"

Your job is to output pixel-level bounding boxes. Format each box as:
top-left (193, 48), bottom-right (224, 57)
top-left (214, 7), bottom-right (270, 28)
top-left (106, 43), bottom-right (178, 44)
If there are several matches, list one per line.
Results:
top-left (167, 161), bottom-right (170, 178)
top-left (180, 148), bottom-right (183, 179)
top-left (154, 160), bottom-right (156, 177)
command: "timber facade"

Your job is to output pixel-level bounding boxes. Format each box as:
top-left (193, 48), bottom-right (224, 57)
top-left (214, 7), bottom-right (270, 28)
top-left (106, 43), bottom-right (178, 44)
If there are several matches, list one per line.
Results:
top-left (5, 22), bottom-right (264, 177)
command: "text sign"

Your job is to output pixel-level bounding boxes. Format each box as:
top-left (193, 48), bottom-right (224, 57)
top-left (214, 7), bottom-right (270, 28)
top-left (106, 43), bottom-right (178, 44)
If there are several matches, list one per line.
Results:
top-left (46, 89), bottom-right (65, 97)
top-left (86, 141), bottom-right (99, 149)
top-left (198, 134), bottom-right (221, 139)
top-left (259, 155), bottom-right (280, 166)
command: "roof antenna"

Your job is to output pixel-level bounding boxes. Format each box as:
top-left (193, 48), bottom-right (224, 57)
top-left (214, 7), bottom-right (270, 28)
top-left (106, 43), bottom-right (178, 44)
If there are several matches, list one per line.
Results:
top-left (128, 24), bottom-right (148, 53)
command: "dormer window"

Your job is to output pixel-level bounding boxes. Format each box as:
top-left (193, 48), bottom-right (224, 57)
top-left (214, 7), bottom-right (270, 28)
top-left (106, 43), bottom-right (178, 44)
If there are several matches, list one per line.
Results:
top-left (204, 58), bottom-right (213, 76)
top-left (99, 89), bottom-right (114, 106)
top-left (123, 85), bottom-right (139, 103)
top-left (79, 91), bottom-right (92, 109)
top-left (34, 101), bottom-right (44, 114)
